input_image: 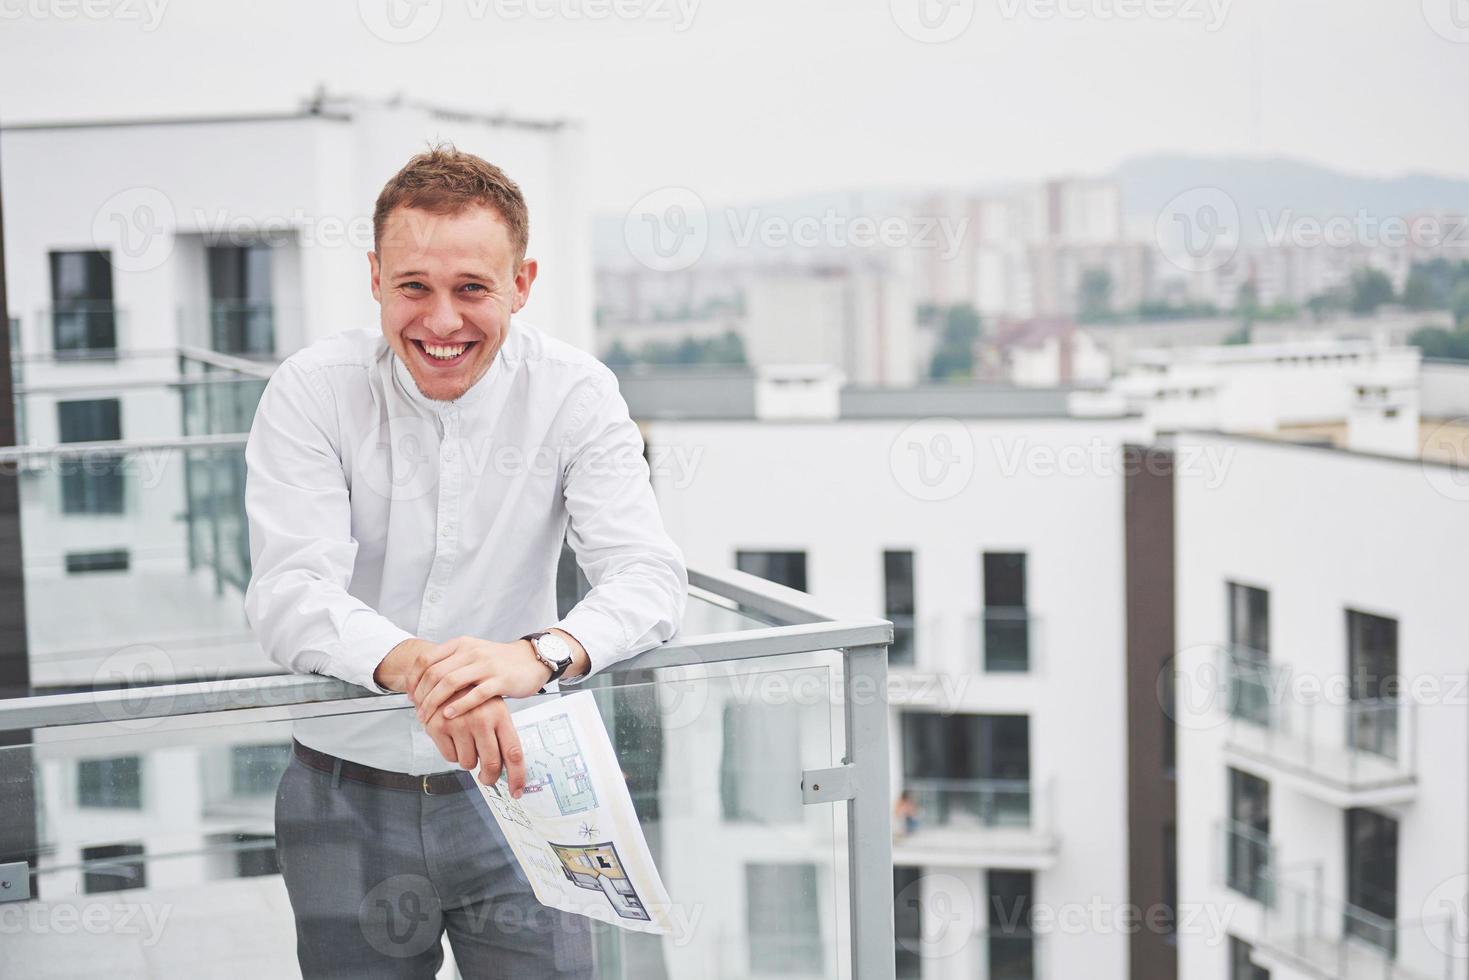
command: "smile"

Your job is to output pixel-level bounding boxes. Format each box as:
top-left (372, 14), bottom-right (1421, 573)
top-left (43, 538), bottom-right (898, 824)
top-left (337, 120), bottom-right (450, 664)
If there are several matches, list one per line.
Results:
top-left (411, 339), bottom-right (477, 366)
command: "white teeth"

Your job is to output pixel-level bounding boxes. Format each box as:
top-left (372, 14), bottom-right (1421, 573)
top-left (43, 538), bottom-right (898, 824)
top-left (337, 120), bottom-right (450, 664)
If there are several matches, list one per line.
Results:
top-left (422, 343), bottom-right (468, 360)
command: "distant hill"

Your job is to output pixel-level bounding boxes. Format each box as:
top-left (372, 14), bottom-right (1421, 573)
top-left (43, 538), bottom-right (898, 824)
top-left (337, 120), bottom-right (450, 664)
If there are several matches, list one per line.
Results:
top-left (1112, 154), bottom-right (1469, 225)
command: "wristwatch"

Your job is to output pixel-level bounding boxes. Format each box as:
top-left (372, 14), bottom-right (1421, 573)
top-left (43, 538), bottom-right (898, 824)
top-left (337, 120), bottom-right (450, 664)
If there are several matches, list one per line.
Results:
top-left (522, 631), bottom-right (575, 694)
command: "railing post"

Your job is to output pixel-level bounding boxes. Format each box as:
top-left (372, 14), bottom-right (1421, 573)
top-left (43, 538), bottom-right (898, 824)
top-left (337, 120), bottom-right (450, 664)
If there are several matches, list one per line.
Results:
top-left (844, 642), bottom-right (896, 980)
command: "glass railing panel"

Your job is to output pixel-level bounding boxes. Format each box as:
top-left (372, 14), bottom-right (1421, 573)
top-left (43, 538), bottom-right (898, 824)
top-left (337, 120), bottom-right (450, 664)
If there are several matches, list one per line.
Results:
top-left (900, 777), bottom-right (1035, 833)
top-left (1219, 820), bottom-right (1273, 905)
top-left (16, 443), bottom-right (258, 690)
top-left (0, 651), bottom-right (849, 979)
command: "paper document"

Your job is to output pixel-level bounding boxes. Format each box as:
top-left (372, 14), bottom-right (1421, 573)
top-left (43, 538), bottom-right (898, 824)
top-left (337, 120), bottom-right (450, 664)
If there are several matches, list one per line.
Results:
top-left (477, 690), bottom-right (674, 935)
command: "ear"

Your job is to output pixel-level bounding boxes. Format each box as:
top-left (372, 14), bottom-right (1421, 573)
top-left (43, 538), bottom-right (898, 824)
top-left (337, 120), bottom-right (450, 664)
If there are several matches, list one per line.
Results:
top-left (368, 251), bottom-right (382, 303)
top-left (511, 258), bottom-right (538, 314)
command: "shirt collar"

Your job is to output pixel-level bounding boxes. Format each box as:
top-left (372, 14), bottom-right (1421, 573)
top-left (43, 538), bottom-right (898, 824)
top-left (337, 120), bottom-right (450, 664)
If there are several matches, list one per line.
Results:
top-left (390, 323), bottom-right (518, 415)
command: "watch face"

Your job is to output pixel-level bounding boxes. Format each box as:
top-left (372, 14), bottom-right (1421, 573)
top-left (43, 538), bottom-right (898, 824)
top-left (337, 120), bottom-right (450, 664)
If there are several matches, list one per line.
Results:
top-left (538, 632), bottom-right (573, 665)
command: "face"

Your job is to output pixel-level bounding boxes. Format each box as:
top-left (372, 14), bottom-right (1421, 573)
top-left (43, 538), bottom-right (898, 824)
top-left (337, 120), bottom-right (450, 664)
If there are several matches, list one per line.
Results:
top-left (370, 205), bottom-right (537, 402)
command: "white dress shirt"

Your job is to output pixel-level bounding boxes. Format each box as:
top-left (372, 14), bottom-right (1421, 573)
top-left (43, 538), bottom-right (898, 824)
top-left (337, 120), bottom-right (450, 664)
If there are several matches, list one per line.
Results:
top-left (243, 320), bottom-right (687, 773)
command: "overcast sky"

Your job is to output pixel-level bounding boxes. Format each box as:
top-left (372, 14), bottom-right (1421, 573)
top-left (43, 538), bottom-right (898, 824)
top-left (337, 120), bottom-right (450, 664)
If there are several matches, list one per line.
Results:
top-left (2, 0), bottom-right (1467, 211)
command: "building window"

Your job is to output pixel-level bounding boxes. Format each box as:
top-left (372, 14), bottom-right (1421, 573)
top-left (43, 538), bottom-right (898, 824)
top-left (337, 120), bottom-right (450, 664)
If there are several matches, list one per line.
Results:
top-left (1227, 582), bottom-right (1270, 725)
top-left (893, 866), bottom-right (922, 980)
top-left (82, 843), bottom-right (145, 894)
top-left (720, 701), bottom-right (802, 824)
top-left (745, 863), bottom-right (822, 974)
top-left (207, 244), bottom-right (275, 355)
top-left (901, 712), bottom-right (1031, 829)
top-left (207, 831), bottom-right (279, 879)
top-left (77, 756), bottom-right (142, 809)
top-left (57, 398), bottom-right (124, 514)
top-left (987, 870), bottom-right (1035, 980)
top-left (736, 550), bottom-right (807, 593)
top-left (1229, 936), bottom-right (1269, 980)
top-left (65, 549), bottom-right (130, 574)
top-left (884, 550), bottom-right (916, 666)
top-left (230, 743), bottom-right (292, 797)
top-left (1345, 808), bottom-right (1398, 955)
top-left (1226, 768), bottom-right (1271, 903)
top-left (49, 250), bottom-right (116, 354)
top-left (1347, 609), bottom-right (1399, 760)
top-left (982, 552), bottom-right (1029, 671)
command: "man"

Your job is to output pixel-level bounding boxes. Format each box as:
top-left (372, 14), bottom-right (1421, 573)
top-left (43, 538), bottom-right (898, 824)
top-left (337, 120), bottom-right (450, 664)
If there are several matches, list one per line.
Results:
top-left (243, 144), bottom-right (687, 978)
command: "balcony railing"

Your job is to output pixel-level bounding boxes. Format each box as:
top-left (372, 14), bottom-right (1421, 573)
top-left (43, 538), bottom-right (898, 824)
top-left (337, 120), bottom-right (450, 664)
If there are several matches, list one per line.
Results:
top-left (980, 608), bottom-right (1036, 673)
top-left (0, 567), bottom-right (897, 979)
top-left (893, 777), bottom-right (1058, 870)
top-left (1218, 820), bottom-right (1274, 906)
top-left (1254, 870), bottom-right (1454, 980)
top-left (208, 301), bottom-right (275, 356)
top-left (1220, 652), bottom-right (1418, 807)
top-left (40, 302), bottom-right (124, 358)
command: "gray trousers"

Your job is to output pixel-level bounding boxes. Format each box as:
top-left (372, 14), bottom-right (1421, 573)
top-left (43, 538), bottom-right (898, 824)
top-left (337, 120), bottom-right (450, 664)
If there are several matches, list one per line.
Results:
top-left (274, 755), bottom-right (596, 979)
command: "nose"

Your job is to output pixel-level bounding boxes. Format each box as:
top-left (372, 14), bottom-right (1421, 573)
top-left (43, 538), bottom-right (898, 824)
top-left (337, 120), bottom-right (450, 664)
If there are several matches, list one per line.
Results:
top-left (422, 292), bottom-right (463, 338)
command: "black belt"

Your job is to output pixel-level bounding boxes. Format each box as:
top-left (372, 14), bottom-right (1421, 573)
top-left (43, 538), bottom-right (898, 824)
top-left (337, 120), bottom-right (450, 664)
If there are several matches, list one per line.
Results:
top-left (292, 739), bottom-right (471, 795)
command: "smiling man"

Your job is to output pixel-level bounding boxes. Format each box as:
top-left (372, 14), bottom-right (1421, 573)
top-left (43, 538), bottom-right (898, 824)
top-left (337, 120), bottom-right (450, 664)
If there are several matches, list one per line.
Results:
top-left (243, 145), bottom-right (687, 978)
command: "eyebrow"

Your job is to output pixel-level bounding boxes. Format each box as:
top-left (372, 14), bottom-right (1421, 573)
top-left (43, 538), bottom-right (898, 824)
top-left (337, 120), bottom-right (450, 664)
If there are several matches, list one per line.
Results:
top-left (392, 270), bottom-right (498, 283)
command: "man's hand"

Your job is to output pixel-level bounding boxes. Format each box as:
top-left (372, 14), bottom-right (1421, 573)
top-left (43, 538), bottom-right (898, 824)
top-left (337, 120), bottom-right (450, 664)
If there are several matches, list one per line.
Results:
top-left (407, 635), bottom-right (556, 725)
top-left (424, 689), bottom-right (527, 794)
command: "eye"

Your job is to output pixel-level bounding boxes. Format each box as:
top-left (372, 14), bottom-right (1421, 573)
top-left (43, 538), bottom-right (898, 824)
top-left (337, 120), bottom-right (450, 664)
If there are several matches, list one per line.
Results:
top-left (461, 283), bottom-right (488, 294)
top-left (398, 281), bottom-right (427, 293)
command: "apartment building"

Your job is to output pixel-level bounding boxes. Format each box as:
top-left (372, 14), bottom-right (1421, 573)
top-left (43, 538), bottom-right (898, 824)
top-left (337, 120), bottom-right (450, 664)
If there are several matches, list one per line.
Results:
top-left (1170, 429), bottom-right (1469, 980)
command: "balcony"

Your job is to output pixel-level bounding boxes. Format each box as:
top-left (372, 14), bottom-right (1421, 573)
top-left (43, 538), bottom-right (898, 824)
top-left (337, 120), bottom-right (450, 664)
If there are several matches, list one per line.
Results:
top-left (1217, 820), bottom-right (1274, 906)
top-left (207, 301), bottom-right (276, 356)
top-left (1221, 653), bottom-right (1418, 808)
top-left (1253, 870), bottom-right (1454, 980)
top-left (979, 608), bottom-right (1038, 673)
top-left (0, 567), bottom-right (897, 978)
top-left (892, 777), bottom-right (1058, 871)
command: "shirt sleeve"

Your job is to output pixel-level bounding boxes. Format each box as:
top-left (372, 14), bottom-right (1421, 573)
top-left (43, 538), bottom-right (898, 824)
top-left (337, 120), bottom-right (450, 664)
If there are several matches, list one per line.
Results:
top-left (242, 361), bottom-right (414, 694)
top-left (555, 367), bottom-right (688, 677)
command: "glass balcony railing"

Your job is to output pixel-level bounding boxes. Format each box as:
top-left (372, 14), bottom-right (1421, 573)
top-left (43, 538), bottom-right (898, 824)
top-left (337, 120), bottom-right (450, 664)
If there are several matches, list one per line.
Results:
top-left (1218, 820), bottom-right (1273, 905)
top-left (0, 566), bottom-right (896, 978)
top-left (1220, 652), bottom-right (1418, 805)
top-left (208, 301), bottom-right (276, 356)
top-left (1255, 870), bottom-right (1453, 980)
top-left (41, 303), bottom-right (125, 358)
top-left (972, 609), bottom-right (1038, 674)
top-left (901, 777), bottom-right (1032, 831)
top-left (892, 776), bottom-right (1057, 869)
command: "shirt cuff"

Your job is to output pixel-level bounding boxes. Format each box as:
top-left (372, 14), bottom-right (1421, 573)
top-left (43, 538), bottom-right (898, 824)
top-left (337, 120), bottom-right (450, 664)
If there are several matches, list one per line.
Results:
top-left (554, 607), bottom-right (627, 681)
top-left (340, 617), bottom-right (417, 695)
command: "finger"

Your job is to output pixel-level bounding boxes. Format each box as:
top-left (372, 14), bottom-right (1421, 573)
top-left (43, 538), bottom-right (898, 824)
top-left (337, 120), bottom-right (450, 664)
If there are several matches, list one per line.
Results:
top-left (406, 638), bottom-right (460, 695)
top-left (496, 710), bottom-right (526, 798)
top-left (428, 727), bottom-right (458, 767)
top-left (417, 665), bottom-right (494, 723)
top-left (473, 719), bottom-right (502, 787)
top-left (412, 650), bottom-right (473, 708)
top-left (434, 680), bottom-right (502, 722)
top-left (450, 728), bottom-right (478, 771)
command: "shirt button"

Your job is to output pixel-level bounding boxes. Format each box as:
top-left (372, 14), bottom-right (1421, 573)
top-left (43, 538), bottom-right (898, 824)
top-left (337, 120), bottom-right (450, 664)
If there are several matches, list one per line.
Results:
top-left (428, 591), bottom-right (442, 603)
